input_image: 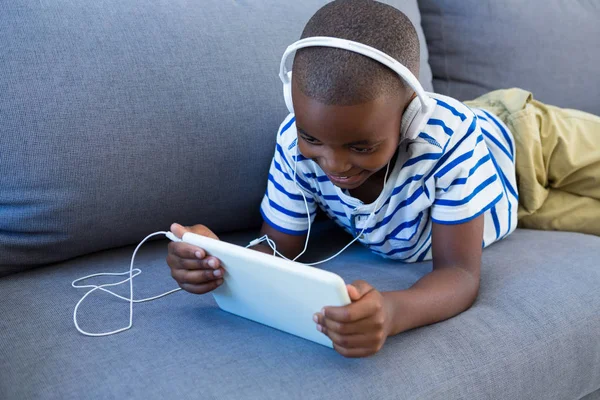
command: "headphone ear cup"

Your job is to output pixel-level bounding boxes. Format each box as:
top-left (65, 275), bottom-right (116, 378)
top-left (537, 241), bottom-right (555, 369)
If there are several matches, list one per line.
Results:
top-left (283, 71), bottom-right (294, 113)
top-left (403, 97), bottom-right (437, 140)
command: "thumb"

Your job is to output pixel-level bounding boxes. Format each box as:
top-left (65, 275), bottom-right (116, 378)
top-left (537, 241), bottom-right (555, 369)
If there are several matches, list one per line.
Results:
top-left (347, 280), bottom-right (374, 301)
top-left (170, 223), bottom-right (190, 239)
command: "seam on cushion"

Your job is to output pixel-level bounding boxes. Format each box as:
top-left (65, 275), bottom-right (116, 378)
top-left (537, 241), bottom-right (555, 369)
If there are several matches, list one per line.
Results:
top-left (415, 317), bottom-right (600, 399)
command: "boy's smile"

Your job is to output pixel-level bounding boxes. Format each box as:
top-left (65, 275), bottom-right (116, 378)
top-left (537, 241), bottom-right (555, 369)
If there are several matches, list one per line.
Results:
top-left (292, 81), bottom-right (410, 190)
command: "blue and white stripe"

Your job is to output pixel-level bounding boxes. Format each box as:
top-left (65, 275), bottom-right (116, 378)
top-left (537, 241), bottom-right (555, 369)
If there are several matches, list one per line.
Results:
top-left (260, 93), bottom-right (518, 262)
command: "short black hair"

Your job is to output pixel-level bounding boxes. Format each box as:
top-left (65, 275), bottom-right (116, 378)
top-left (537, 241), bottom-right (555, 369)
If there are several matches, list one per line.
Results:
top-left (293, 0), bottom-right (420, 105)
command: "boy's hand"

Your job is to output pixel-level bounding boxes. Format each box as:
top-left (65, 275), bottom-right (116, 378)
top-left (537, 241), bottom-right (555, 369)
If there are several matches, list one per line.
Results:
top-left (166, 223), bottom-right (225, 295)
top-left (314, 280), bottom-right (391, 358)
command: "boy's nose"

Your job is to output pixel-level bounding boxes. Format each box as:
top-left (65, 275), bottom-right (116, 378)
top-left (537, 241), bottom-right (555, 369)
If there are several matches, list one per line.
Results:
top-left (321, 152), bottom-right (352, 175)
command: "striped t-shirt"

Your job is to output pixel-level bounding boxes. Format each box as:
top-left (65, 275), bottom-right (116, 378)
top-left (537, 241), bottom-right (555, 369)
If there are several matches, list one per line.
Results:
top-left (260, 93), bottom-right (518, 262)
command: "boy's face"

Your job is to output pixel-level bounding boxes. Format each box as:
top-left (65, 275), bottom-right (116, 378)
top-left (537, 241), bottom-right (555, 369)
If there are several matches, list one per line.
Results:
top-left (292, 82), bottom-right (410, 190)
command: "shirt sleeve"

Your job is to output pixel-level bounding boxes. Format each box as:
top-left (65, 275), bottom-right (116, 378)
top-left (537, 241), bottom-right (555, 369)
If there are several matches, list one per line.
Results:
top-left (431, 114), bottom-right (504, 225)
top-left (260, 134), bottom-right (318, 236)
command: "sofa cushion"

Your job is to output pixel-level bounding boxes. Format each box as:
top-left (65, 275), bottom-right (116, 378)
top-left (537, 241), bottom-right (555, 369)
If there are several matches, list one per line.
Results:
top-left (1, 227), bottom-right (599, 399)
top-left (419, 0), bottom-right (600, 115)
top-left (0, 0), bottom-right (432, 276)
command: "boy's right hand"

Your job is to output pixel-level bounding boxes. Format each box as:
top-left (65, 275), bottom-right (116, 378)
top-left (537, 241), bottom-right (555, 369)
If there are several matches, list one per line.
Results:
top-left (167, 223), bottom-right (225, 295)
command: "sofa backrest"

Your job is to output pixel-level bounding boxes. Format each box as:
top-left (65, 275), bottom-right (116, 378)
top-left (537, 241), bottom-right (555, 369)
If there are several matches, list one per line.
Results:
top-left (0, 0), bottom-right (432, 275)
top-left (419, 0), bottom-right (600, 116)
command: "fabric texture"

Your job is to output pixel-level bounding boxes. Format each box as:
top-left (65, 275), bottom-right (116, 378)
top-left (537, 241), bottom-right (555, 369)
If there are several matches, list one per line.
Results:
top-left (418, 0), bottom-right (600, 116)
top-left (0, 0), bottom-right (432, 276)
top-left (261, 94), bottom-right (517, 262)
top-left (466, 88), bottom-right (600, 236)
top-left (1, 225), bottom-right (600, 400)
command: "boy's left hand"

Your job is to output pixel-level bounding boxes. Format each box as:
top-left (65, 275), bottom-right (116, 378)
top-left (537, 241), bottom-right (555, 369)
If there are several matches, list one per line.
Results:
top-left (314, 280), bottom-right (391, 358)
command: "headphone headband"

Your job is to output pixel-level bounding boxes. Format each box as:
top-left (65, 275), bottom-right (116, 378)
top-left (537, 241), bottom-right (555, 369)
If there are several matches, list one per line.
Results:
top-left (279, 36), bottom-right (432, 114)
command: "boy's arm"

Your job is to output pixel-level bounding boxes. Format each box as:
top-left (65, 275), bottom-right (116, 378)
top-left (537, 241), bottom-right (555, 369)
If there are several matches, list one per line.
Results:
top-left (249, 222), bottom-right (308, 260)
top-left (383, 215), bottom-right (483, 336)
top-left (314, 215), bottom-right (484, 358)
top-left (380, 111), bottom-right (495, 335)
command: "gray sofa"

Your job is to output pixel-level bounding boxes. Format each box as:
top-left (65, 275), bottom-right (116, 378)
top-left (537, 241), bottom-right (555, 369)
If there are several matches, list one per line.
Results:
top-left (1, 1), bottom-right (599, 399)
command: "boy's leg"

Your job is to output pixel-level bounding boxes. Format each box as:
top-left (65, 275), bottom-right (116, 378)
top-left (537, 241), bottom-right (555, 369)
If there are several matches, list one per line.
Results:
top-left (519, 189), bottom-right (600, 236)
top-left (532, 106), bottom-right (600, 199)
top-left (466, 88), bottom-right (600, 235)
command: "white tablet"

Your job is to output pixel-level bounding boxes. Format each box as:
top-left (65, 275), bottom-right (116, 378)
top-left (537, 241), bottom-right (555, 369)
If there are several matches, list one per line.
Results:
top-left (180, 232), bottom-right (351, 348)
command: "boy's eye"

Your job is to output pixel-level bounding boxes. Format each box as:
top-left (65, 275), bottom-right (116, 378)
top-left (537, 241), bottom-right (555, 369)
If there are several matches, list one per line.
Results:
top-left (351, 146), bottom-right (376, 154)
top-left (300, 135), bottom-right (320, 144)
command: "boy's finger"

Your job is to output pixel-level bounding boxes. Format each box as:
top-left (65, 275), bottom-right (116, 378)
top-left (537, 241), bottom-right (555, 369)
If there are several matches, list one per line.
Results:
top-left (347, 280), bottom-right (374, 301)
top-left (322, 295), bottom-right (378, 323)
top-left (167, 255), bottom-right (202, 271)
top-left (317, 314), bottom-right (377, 335)
top-left (168, 255), bottom-right (222, 272)
top-left (168, 242), bottom-right (206, 260)
top-left (202, 256), bottom-right (220, 269)
top-left (319, 327), bottom-right (373, 349)
top-left (197, 260), bottom-right (223, 275)
top-left (172, 268), bottom-right (224, 284)
top-left (170, 223), bottom-right (189, 238)
top-left (332, 344), bottom-right (373, 358)
top-left (179, 280), bottom-right (224, 295)
top-left (188, 224), bottom-right (220, 240)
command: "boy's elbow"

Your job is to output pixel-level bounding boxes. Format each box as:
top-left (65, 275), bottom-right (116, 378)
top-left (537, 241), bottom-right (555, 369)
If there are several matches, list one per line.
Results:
top-left (462, 268), bottom-right (480, 308)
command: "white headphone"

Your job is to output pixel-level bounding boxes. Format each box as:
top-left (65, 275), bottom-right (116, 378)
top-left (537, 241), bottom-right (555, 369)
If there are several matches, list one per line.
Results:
top-left (279, 36), bottom-right (436, 140)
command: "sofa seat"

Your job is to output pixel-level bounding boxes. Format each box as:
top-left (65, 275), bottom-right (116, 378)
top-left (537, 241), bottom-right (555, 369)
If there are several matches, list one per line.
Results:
top-left (1, 225), bottom-right (599, 400)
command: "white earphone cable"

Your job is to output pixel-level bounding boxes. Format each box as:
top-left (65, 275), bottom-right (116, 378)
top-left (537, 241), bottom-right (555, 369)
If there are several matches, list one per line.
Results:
top-left (249, 152), bottom-right (392, 266)
top-left (290, 149), bottom-right (313, 261)
top-left (304, 159), bottom-right (390, 266)
top-left (72, 231), bottom-right (181, 337)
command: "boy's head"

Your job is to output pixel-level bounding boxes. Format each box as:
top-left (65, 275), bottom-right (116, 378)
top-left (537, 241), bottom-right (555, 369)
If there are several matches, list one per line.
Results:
top-left (291, 0), bottom-right (421, 189)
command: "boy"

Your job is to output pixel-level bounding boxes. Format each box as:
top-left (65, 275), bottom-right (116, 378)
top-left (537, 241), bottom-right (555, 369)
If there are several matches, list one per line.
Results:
top-left (167, 0), bottom-right (600, 357)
